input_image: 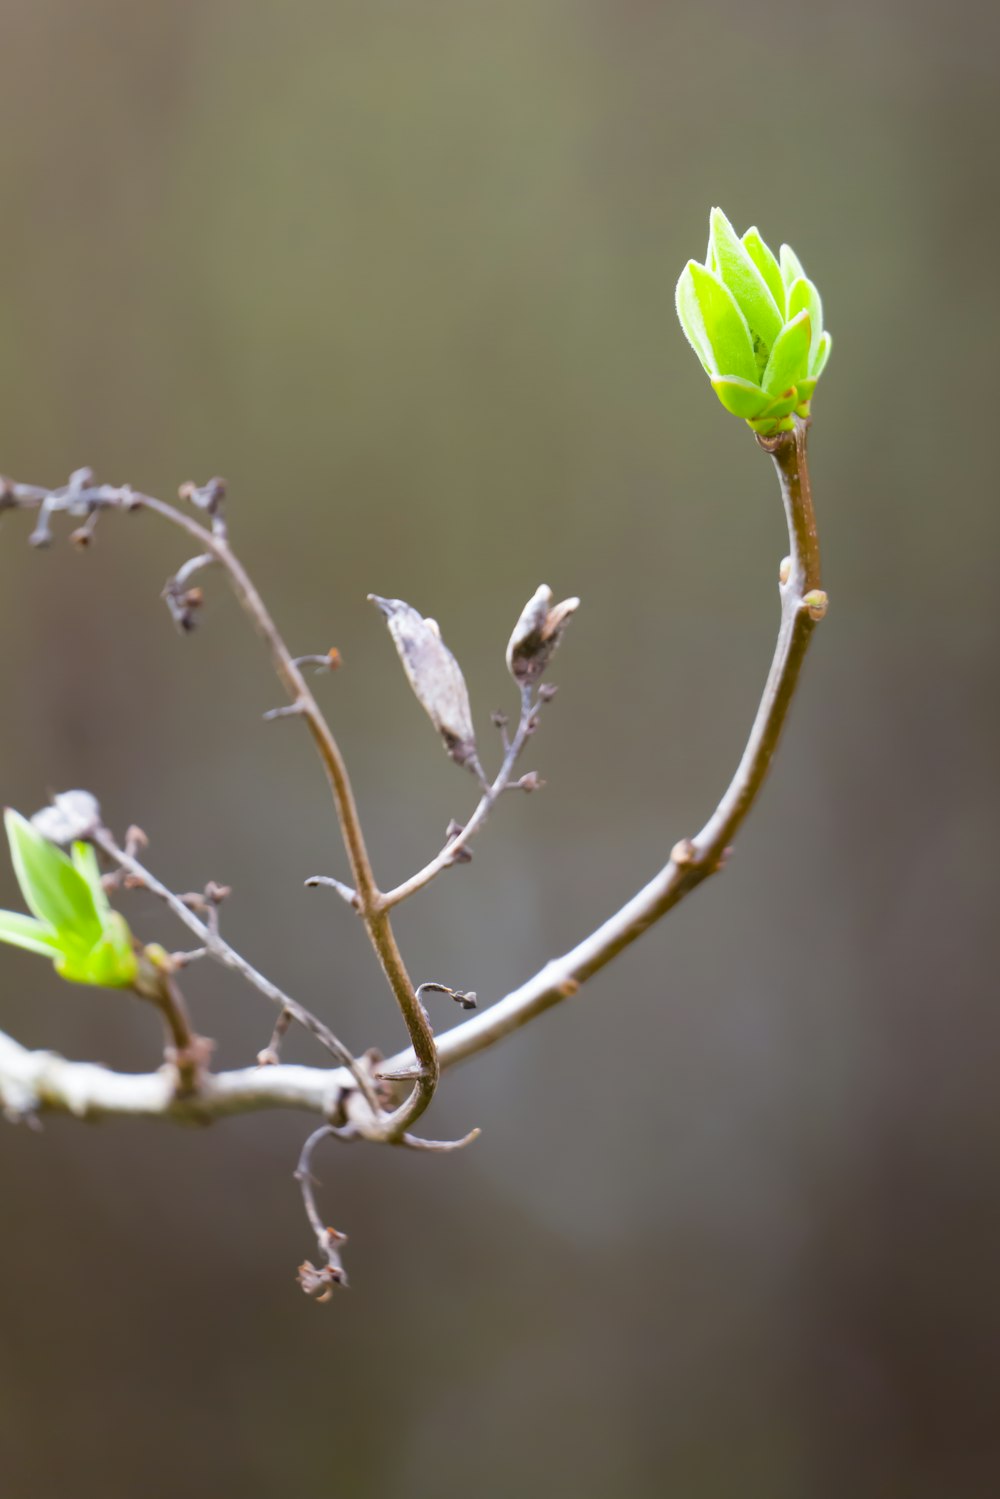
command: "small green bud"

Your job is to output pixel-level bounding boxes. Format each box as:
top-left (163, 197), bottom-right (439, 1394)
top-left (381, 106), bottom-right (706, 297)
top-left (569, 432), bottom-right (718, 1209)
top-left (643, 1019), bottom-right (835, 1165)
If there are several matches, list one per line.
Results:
top-left (0, 808), bottom-right (138, 988)
top-left (676, 209), bottom-right (832, 434)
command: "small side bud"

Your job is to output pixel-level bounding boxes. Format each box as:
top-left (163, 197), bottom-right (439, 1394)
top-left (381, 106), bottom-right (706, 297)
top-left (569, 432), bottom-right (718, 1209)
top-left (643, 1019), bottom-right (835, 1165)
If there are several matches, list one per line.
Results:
top-left (506, 585), bottom-right (580, 686)
top-left (802, 589), bottom-right (829, 621)
top-left (516, 771), bottom-right (544, 793)
top-left (444, 820), bottom-right (473, 864)
top-left (179, 477), bottom-right (227, 515)
top-left (778, 556), bottom-right (791, 584)
top-left (369, 596), bottom-right (478, 769)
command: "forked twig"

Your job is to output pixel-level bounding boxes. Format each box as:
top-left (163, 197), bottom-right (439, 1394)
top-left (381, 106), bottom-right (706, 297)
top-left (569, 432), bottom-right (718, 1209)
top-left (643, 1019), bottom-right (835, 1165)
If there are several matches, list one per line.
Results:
top-left (0, 422), bottom-right (826, 1289)
top-left (93, 825), bottom-right (380, 1113)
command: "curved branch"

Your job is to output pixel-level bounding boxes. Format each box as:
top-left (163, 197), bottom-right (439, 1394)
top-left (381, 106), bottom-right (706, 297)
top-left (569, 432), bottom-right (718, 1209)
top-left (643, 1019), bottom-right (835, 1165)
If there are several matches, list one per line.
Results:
top-left (381, 421), bottom-right (826, 1078)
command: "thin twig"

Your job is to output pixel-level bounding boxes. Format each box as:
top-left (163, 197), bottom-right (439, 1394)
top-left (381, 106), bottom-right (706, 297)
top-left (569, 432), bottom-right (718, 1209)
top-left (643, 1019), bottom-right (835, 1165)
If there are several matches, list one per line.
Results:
top-left (395, 1126), bottom-right (482, 1153)
top-left (294, 1125), bottom-right (350, 1298)
top-left (197, 525), bottom-right (437, 1124)
top-left (4, 474), bottom-right (438, 1126)
top-left (132, 950), bottom-right (210, 1096)
top-left (93, 826), bottom-right (380, 1113)
top-left (257, 1007), bottom-right (293, 1067)
top-left (303, 875), bottom-right (359, 909)
top-left (382, 683), bottom-right (542, 909)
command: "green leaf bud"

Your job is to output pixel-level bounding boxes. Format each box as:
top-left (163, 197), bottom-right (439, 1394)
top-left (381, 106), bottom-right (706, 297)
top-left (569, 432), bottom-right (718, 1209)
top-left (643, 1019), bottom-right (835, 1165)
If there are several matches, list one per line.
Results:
top-left (741, 228), bottom-right (786, 318)
top-left (761, 308), bottom-right (812, 397)
top-left (5, 810), bottom-right (103, 943)
top-left (708, 208), bottom-right (783, 372)
top-left (0, 808), bottom-right (138, 988)
top-left (676, 211), bottom-right (831, 434)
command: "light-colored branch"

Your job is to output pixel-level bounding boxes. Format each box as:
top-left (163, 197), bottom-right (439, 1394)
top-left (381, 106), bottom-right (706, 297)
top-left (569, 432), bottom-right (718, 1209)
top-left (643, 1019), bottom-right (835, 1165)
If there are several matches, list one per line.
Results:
top-left (0, 1026), bottom-right (352, 1123)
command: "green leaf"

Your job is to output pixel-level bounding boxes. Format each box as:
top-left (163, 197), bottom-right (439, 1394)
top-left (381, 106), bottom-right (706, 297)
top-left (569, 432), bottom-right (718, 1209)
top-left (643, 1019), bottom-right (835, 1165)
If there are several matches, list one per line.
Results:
top-left (710, 375), bottom-right (770, 419)
top-left (675, 263), bottom-right (714, 374)
top-left (0, 909), bottom-right (61, 959)
top-left (741, 228), bottom-right (786, 318)
top-left (708, 209), bottom-right (783, 362)
top-left (1, 813), bottom-right (139, 988)
top-left (787, 276), bottom-right (824, 365)
top-left (56, 912), bottom-right (138, 988)
top-left (809, 330), bottom-right (832, 380)
top-left (761, 308), bottom-right (812, 396)
top-left (779, 243), bottom-right (807, 290)
top-left (4, 810), bottom-right (102, 943)
top-left (70, 839), bottom-right (113, 920)
top-left (676, 261), bottom-right (757, 383)
top-left (70, 838), bottom-right (101, 888)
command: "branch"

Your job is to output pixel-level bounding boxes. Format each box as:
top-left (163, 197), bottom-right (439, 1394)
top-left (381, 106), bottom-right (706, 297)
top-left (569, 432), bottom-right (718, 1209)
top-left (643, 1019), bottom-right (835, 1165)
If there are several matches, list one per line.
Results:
top-left (94, 825), bottom-right (381, 1111)
top-left (381, 682), bottom-right (545, 909)
top-left (294, 1125), bottom-right (351, 1298)
top-left (380, 420), bottom-right (826, 1078)
top-left (132, 948), bottom-right (211, 1095)
top-left (0, 422), bottom-right (825, 1126)
top-left (0, 1026), bottom-right (352, 1123)
top-left (3, 473), bottom-right (438, 1128)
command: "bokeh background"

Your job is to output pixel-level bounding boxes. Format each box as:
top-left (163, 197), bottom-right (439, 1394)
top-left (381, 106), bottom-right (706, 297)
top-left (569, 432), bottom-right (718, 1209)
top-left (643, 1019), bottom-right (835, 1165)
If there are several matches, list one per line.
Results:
top-left (1, 2), bottom-right (998, 1495)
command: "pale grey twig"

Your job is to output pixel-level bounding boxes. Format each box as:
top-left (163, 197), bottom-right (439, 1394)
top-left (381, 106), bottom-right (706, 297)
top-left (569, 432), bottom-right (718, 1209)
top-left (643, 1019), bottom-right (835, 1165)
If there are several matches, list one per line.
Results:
top-left (92, 826), bottom-right (380, 1113)
top-left (381, 682), bottom-right (543, 909)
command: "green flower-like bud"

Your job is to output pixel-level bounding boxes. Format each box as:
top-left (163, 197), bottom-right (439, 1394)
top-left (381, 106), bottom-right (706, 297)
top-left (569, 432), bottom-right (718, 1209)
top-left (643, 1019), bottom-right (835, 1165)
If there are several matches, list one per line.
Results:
top-left (676, 208), bottom-right (832, 435)
top-left (0, 809), bottom-right (138, 987)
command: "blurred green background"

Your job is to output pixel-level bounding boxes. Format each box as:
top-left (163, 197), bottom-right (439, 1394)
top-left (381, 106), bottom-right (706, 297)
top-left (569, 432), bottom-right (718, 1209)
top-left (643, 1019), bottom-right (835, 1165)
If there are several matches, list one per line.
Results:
top-left (1, 2), bottom-right (998, 1495)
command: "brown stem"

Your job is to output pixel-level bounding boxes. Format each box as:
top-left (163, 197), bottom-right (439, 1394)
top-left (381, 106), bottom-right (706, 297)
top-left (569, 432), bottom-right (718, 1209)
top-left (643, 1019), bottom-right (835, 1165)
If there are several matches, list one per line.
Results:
top-left (133, 950), bottom-right (208, 1097)
top-left (119, 496), bottom-right (437, 1126)
top-left (6, 475), bottom-right (436, 1130)
top-left (202, 534), bottom-right (439, 1126)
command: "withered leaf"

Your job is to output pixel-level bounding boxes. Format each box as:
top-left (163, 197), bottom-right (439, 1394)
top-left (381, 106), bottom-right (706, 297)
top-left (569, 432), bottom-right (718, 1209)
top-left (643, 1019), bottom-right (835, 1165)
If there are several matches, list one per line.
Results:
top-left (369, 596), bottom-right (478, 768)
